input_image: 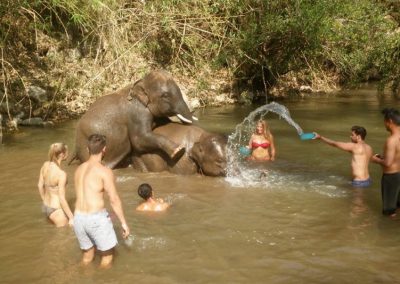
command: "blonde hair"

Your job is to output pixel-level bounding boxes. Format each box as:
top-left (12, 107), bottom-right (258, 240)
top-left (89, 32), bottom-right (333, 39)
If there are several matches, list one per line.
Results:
top-left (48, 143), bottom-right (68, 163)
top-left (256, 120), bottom-right (272, 140)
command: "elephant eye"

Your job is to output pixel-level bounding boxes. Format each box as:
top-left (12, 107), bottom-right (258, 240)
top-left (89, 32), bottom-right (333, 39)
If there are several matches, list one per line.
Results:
top-left (161, 92), bottom-right (169, 98)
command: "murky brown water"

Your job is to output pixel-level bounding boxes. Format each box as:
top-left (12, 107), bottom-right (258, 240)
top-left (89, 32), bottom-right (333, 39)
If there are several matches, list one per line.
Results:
top-left (1, 86), bottom-right (400, 283)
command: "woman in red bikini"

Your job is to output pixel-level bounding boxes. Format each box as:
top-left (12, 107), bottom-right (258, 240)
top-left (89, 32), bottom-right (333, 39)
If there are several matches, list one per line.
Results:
top-left (247, 120), bottom-right (276, 161)
top-left (38, 143), bottom-right (74, 227)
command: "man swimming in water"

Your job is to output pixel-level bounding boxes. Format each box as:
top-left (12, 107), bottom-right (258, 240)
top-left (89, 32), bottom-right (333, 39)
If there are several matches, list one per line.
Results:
top-left (73, 134), bottom-right (130, 268)
top-left (372, 108), bottom-right (400, 216)
top-left (136, 183), bottom-right (170, 212)
top-left (314, 126), bottom-right (373, 188)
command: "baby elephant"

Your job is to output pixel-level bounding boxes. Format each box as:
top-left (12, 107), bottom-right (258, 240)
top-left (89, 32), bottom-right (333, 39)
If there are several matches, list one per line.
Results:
top-left (132, 122), bottom-right (227, 176)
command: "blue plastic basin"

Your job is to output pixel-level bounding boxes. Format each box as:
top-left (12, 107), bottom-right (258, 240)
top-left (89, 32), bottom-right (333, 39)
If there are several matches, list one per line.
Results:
top-left (300, 133), bottom-right (316, 140)
top-left (239, 146), bottom-right (251, 156)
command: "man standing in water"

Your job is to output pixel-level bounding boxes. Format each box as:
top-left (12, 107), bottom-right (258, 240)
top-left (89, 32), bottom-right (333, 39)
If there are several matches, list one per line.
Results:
top-left (73, 134), bottom-right (130, 268)
top-left (372, 108), bottom-right (400, 217)
top-left (313, 126), bottom-right (373, 187)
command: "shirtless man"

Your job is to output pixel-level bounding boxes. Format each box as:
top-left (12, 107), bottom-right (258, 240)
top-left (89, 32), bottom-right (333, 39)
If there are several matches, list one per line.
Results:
top-left (314, 126), bottom-right (373, 188)
top-left (73, 134), bottom-right (130, 268)
top-left (371, 108), bottom-right (400, 216)
top-left (136, 183), bottom-right (169, 212)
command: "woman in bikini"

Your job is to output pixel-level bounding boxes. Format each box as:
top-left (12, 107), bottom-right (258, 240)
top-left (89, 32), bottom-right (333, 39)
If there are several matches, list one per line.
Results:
top-left (247, 120), bottom-right (276, 161)
top-left (37, 142), bottom-right (74, 227)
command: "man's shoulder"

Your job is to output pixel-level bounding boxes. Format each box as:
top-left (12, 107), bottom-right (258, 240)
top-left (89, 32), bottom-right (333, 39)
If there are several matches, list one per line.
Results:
top-left (98, 163), bottom-right (113, 175)
top-left (387, 134), bottom-right (400, 144)
top-left (136, 203), bottom-right (148, 211)
top-left (361, 142), bottom-right (373, 150)
top-left (76, 161), bottom-right (111, 176)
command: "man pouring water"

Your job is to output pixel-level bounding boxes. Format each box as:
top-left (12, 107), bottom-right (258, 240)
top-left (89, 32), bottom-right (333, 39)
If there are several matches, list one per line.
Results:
top-left (313, 126), bottom-right (373, 188)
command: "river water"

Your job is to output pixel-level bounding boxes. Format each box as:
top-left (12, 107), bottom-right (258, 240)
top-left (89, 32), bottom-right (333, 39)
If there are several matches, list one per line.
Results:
top-left (1, 86), bottom-right (399, 283)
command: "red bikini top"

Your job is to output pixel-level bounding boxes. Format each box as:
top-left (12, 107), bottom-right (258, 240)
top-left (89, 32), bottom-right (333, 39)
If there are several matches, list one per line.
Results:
top-left (252, 141), bottom-right (270, 149)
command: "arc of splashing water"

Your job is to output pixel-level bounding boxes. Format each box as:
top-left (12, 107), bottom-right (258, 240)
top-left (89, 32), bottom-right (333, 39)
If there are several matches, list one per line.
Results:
top-left (226, 102), bottom-right (304, 177)
top-left (229, 101), bottom-right (304, 143)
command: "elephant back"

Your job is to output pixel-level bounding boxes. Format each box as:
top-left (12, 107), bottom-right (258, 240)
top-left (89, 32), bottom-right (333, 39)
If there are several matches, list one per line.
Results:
top-left (153, 123), bottom-right (204, 148)
top-left (83, 84), bottom-right (138, 119)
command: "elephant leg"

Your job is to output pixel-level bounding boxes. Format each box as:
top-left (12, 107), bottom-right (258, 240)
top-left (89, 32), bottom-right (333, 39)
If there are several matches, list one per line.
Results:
top-left (105, 149), bottom-right (131, 169)
top-left (103, 137), bottom-right (132, 169)
top-left (132, 132), bottom-right (185, 160)
top-left (74, 130), bottom-right (90, 163)
top-left (131, 156), bottom-right (149, 173)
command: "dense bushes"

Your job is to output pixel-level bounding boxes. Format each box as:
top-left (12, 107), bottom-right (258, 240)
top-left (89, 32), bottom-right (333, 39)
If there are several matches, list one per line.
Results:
top-left (142, 0), bottom-right (399, 93)
top-left (0, 0), bottom-right (399, 127)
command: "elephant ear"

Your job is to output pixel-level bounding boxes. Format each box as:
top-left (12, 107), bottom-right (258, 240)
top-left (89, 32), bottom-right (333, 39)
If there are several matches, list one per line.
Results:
top-left (129, 79), bottom-right (149, 106)
top-left (190, 141), bottom-right (204, 165)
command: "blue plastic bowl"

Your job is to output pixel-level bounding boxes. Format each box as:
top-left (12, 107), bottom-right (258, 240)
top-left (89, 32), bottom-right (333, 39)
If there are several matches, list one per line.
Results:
top-left (239, 146), bottom-right (251, 156)
top-left (300, 132), bottom-right (316, 140)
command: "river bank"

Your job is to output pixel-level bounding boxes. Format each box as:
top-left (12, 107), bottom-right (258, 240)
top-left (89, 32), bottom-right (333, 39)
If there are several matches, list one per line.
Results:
top-left (1, 1), bottom-right (399, 133)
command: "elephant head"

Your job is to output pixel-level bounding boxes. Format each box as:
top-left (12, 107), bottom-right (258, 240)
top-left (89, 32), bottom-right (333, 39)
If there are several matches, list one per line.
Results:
top-left (130, 123), bottom-right (227, 176)
top-left (190, 133), bottom-right (227, 176)
top-left (130, 70), bottom-right (197, 124)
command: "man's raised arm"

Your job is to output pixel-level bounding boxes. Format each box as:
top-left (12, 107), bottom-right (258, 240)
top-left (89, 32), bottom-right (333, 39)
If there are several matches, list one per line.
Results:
top-left (314, 133), bottom-right (354, 152)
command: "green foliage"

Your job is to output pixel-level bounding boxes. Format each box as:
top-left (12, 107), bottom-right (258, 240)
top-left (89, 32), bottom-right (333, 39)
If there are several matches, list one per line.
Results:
top-left (1, 0), bottom-right (400, 108)
top-left (225, 0), bottom-right (398, 89)
top-left (138, 0), bottom-right (400, 92)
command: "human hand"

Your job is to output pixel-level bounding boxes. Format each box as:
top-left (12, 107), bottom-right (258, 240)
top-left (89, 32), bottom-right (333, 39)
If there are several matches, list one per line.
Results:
top-left (121, 223), bottom-right (130, 239)
top-left (372, 153), bottom-right (384, 163)
top-left (68, 218), bottom-right (74, 227)
top-left (313, 132), bottom-right (320, 139)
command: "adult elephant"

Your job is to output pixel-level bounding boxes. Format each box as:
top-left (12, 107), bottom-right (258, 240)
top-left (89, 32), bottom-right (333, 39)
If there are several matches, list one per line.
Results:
top-left (70, 70), bottom-right (197, 168)
top-left (131, 122), bottom-right (227, 176)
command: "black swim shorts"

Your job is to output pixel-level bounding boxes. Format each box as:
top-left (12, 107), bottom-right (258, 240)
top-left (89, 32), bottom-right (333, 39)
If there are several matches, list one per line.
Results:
top-left (381, 172), bottom-right (400, 215)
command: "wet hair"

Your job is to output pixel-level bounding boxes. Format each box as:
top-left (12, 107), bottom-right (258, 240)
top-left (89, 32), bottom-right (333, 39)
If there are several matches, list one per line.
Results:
top-left (351, 126), bottom-right (367, 140)
top-left (48, 143), bottom-right (68, 162)
top-left (256, 120), bottom-right (272, 140)
top-left (382, 108), bottom-right (400, 125)
top-left (87, 134), bottom-right (106, 155)
top-left (138, 183), bottom-right (153, 200)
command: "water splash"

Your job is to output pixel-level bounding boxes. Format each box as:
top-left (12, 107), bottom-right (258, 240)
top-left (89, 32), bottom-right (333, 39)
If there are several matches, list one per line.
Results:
top-left (226, 102), bottom-right (304, 179)
top-left (232, 101), bottom-right (304, 143)
top-left (224, 102), bottom-right (346, 197)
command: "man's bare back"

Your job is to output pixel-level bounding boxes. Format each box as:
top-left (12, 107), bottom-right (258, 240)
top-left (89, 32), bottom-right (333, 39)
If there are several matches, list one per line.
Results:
top-left (72, 134), bottom-right (129, 268)
top-left (350, 142), bottom-right (373, 180)
top-left (75, 160), bottom-right (109, 213)
top-left (136, 198), bottom-right (169, 212)
top-left (135, 183), bottom-right (170, 212)
top-left (74, 151), bottom-right (129, 231)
